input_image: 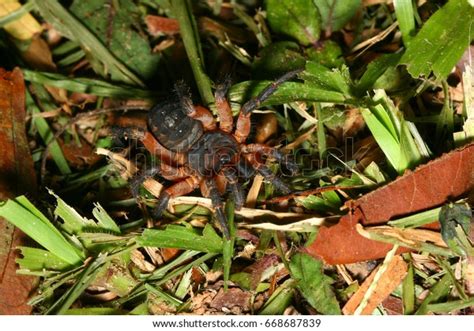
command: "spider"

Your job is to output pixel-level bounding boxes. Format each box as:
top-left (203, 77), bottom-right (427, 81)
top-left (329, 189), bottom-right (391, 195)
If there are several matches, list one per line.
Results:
top-left (132, 69), bottom-right (302, 238)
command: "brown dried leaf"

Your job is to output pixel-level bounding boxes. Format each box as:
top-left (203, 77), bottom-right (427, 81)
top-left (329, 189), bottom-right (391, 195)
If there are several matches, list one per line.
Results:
top-left (0, 68), bottom-right (38, 315)
top-left (58, 137), bottom-right (101, 168)
top-left (145, 15), bottom-right (180, 36)
top-left (342, 255), bottom-right (407, 315)
top-left (242, 254), bottom-right (280, 290)
top-left (306, 143), bottom-right (474, 264)
top-left (381, 296), bottom-right (404, 315)
top-left (20, 36), bottom-right (56, 71)
top-left (256, 113), bottom-right (278, 144)
top-left (209, 287), bottom-right (252, 314)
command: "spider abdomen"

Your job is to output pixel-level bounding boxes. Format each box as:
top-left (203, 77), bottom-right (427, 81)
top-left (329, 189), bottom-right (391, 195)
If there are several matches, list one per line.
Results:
top-left (188, 132), bottom-right (239, 176)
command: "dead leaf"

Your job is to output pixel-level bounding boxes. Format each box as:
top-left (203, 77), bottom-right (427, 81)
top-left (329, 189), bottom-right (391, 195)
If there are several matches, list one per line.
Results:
top-left (243, 254), bottom-right (280, 290)
top-left (381, 296), bottom-right (404, 315)
top-left (146, 15), bottom-right (249, 44)
top-left (256, 113), bottom-right (278, 144)
top-left (353, 142), bottom-right (474, 226)
top-left (130, 249), bottom-right (155, 273)
top-left (0, 68), bottom-right (38, 314)
top-left (58, 137), bottom-right (102, 168)
top-left (209, 287), bottom-right (252, 314)
top-left (145, 15), bottom-right (180, 35)
top-left (20, 36), bottom-right (56, 71)
top-left (306, 143), bottom-right (474, 264)
top-left (342, 255), bottom-right (407, 315)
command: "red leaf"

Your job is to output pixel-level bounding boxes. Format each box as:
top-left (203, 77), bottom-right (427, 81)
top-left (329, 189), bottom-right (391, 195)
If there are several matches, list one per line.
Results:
top-left (0, 68), bottom-right (38, 314)
top-left (305, 143), bottom-right (474, 265)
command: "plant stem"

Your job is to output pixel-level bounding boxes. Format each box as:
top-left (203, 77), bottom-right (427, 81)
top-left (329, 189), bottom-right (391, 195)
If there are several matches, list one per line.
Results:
top-left (172, 0), bottom-right (214, 106)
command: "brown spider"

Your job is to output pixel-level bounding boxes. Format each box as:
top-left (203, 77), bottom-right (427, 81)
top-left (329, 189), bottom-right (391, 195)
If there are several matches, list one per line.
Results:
top-left (134, 69), bottom-right (302, 238)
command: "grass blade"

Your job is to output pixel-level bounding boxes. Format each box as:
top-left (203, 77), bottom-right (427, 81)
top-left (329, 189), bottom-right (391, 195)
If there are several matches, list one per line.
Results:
top-left (0, 196), bottom-right (84, 265)
top-left (23, 69), bottom-right (154, 99)
top-left (34, 0), bottom-right (144, 86)
top-left (223, 199), bottom-right (236, 291)
top-left (171, 0), bottom-right (214, 106)
top-left (137, 224), bottom-right (224, 253)
top-left (394, 0), bottom-right (415, 46)
top-left (400, 0), bottom-right (474, 79)
top-left (46, 254), bottom-right (107, 315)
top-left (26, 89), bottom-right (71, 175)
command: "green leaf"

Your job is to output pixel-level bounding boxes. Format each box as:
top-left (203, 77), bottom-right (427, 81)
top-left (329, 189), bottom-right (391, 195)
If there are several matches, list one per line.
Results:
top-left (313, 0), bottom-right (361, 32)
top-left (259, 279), bottom-right (295, 315)
top-left (400, 0), bottom-right (474, 79)
top-left (394, 0), bottom-right (416, 46)
top-left (301, 61), bottom-right (352, 96)
top-left (46, 254), bottom-right (108, 315)
top-left (306, 40), bottom-right (344, 68)
top-left (356, 53), bottom-right (402, 94)
top-left (69, 0), bottom-right (160, 82)
top-left (51, 190), bottom-right (97, 235)
top-left (265, 0), bottom-right (321, 46)
top-left (0, 196), bottom-right (84, 266)
top-left (23, 69), bottom-right (154, 99)
top-left (252, 41), bottom-right (306, 78)
top-left (289, 253), bottom-right (341, 315)
top-left (229, 81), bottom-right (351, 108)
top-left (402, 257), bottom-right (415, 314)
top-left (35, 0), bottom-right (144, 86)
top-left (415, 273), bottom-right (451, 315)
top-left (171, 0), bottom-right (214, 106)
top-left (16, 247), bottom-right (72, 272)
top-left (223, 199), bottom-right (236, 291)
top-left (92, 203), bottom-right (121, 234)
top-left (26, 90), bottom-right (71, 175)
top-left (64, 307), bottom-right (125, 315)
top-left (361, 90), bottom-right (425, 174)
top-left (137, 224), bottom-right (224, 253)
top-left (95, 258), bottom-right (138, 297)
top-left (439, 203), bottom-right (473, 256)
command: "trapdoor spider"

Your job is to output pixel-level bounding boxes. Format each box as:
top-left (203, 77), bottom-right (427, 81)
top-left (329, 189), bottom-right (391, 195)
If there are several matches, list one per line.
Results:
top-left (134, 69), bottom-right (302, 238)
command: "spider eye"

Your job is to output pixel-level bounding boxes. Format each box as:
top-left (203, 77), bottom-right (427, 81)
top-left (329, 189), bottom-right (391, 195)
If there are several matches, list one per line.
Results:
top-left (219, 153), bottom-right (231, 164)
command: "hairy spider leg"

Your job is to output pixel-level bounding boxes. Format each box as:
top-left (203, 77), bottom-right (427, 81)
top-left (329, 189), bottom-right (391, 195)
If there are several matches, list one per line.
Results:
top-left (159, 162), bottom-right (196, 181)
top-left (222, 167), bottom-right (245, 210)
top-left (189, 105), bottom-right (217, 131)
top-left (130, 166), bottom-right (160, 198)
top-left (244, 153), bottom-right (291, 195)
top-left (215, 77), bottom-right (233, 133)
top-left (142, 131), bottom-right (186, 165)
top-left (242, 143), bottom-right (299, 175)
top-left (204, 177), bottom-right (230, 239)
top-left (152, 175), bottom-right (201, 219)
top-left (234, 68), bottom-right (304, 143)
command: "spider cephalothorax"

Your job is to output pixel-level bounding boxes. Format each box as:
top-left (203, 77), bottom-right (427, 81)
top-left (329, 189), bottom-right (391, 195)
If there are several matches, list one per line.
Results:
top-left (136, 70), bottom-right (302, 238)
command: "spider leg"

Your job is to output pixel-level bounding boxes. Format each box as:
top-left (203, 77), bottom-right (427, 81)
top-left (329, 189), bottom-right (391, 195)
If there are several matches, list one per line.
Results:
top-left (235, 157), bottom-right (256, 179)
top-left (215, 77), bottom-right (233, 133)
top-left (222, 167), bottom-right (245, 210)
top-left (142, 131), bottom-right (186, 166)
top-left (204, 177), bottom-right (230, 239)
top-left (130, 166), bottom-right (160, 199)
top-left (152, 176), bottom-right (201, 219)
top-left (189, 105), bottom-right (217, 130)
top-left (242, 143), bottom-right (298, 175)
top-left (174, 81), bottom-right (217, 130)
top-left (160, 162), bottom-right (195, 181)
top-left (244, 153), bottom-right (291, 195)
top-left (234, 68), bottom-right (303, 143)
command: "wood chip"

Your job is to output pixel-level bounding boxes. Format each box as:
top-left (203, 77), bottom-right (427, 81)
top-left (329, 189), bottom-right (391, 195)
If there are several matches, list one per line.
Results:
top-left (343, 255), bottom-right (408, 315)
